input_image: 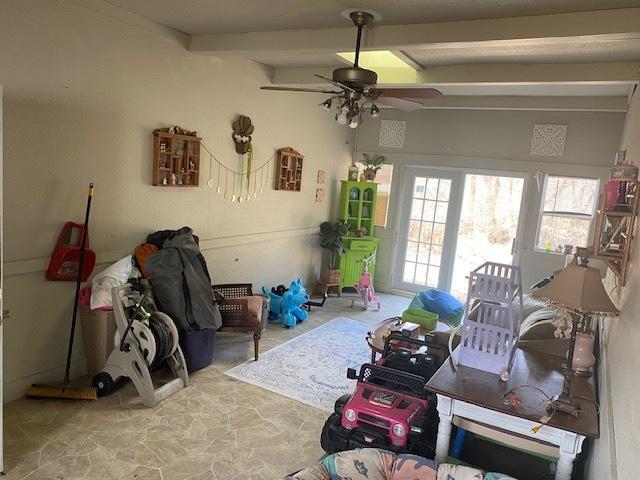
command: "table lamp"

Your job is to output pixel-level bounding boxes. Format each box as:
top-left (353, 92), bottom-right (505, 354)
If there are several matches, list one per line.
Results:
top-left (531, 255), bottom-right (618, 416)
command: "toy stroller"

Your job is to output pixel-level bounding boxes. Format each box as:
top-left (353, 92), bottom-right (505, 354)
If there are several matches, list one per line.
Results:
top-left (351, 250), bottom-right (381, 311)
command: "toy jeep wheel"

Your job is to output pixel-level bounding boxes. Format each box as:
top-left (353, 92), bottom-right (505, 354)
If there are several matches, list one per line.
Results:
top-left (334, 394), bottom-right (350, 414)
top-left (320, 413), bottom-right (341, 454)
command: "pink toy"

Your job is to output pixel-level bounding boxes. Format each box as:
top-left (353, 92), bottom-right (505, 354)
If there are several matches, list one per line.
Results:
top-left (320, 331), bottom-right (448, 455)
top-left (351, 251), bottom-right (381, 311)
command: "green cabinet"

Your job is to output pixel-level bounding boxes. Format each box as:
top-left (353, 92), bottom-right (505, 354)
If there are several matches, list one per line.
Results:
top-left (337, 181), bottom-right (381, 292)
top-left (339, 181), bottom-right (378, 237)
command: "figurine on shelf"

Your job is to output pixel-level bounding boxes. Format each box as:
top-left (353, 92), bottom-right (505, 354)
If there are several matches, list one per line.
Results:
top-left (159, 158), bottom-right (166, 168)
top-left (189, 160), bottom-right (196, 170)
top-left (162, 175), bottom-right (168, 186)
top-left (170, 172), bottom-right (177, 185)
top-left (159, 140), bottom-right (167, 152)
top-left (177, 169), bottom-right (184, 185)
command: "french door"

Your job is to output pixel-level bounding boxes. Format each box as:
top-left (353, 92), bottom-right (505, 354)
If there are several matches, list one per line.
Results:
top-left (393, 167), bottom-right (463, 293)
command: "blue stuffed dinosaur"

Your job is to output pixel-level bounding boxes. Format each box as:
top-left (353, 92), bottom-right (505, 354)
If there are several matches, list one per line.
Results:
top-left (262, 279), bottom-right (309, 328)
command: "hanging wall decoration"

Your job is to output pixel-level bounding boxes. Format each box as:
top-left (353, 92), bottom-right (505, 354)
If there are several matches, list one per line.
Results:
top-left (200, 115), bottom-right (276, 203)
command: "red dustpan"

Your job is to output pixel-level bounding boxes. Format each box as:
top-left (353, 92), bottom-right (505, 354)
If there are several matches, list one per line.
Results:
top-left (46, 221), bottom-right (96, 281)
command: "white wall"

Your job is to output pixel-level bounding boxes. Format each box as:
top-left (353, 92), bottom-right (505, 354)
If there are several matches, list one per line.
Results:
top-left (0, 0), bottom-right (350, 401)
top-left (355, 109), bottom-right (624, 292)
top-left (591, 86), bottom-right (640, 480)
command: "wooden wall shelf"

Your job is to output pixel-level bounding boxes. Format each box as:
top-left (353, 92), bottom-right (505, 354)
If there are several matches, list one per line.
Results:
top-left (153, 130), bottom-right (201, 187)
top-left (275, 147), bottom-right (303, 191)
top-left (592, 180), bottom-right (639, 286)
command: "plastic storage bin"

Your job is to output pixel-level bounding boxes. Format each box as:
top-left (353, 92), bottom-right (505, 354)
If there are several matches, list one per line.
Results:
top-left (401, 307), bottom-right (439, 331)
top-left (179, 328), bottom-right (216, 372)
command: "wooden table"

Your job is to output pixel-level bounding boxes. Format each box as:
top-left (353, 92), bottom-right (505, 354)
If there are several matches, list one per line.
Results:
top-left (426, 347), bottom-right (598, 480)
top-left (366, 317), bottom-right (453, 363)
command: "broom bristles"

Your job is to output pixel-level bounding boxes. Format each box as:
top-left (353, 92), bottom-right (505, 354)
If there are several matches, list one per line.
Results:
top-left (25, 384), bottom-right (98, 401)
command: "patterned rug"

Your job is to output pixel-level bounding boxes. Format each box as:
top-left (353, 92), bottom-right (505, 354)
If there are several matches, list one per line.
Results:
top-left (224, 317), bottom-right (371, 412)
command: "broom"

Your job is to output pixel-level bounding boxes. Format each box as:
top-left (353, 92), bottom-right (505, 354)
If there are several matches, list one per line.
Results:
top-left (25, 183), bottom-right (98, 400)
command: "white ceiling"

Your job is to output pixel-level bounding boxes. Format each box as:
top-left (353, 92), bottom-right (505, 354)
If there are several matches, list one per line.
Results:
top-left (104, 0), bottom-right (640, 35)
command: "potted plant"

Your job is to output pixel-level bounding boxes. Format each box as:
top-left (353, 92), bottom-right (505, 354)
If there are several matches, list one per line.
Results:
top-left (319, 220), bottom-right (349, 283)
top-left (359, 153), bottom-right (385, 181)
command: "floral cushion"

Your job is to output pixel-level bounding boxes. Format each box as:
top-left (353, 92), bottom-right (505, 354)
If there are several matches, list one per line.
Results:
top-left (286, 449), bottom-right (438, 480)
top-left (284, 449), bottom-right (514, 480)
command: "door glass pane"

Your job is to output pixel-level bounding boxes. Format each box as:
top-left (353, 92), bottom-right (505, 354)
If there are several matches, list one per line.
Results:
top-left (426, 178), bottom-right (439, 200)
top-left (417, 243), bottom-right (430, 264)
top-left (415, 263), bottom-right (429, 285)
top-left (430, 245), bottom-right (442, 266)
top-left (410, 199), bottom-right (424, 220)
top-left (413, 177), bottom-right (426, 198)
top-left (403, 262), bottom-right (416, 282)
top-left (406, 241), bottom-right (418, 262)
top-left (408, 220), bottom-right (421, 241)
top-left (419, 223), bottom-right (433, 243)
top-left (427, 266), bottom-right (440, 286)
top-left (435, 201), bottom-right (448, 223)
top-left (432, 223), bottom-right (445, 244)
top-left (438, 179), bottom-right (451, 201)
top-left (422, 200), bottom-right (436, 222)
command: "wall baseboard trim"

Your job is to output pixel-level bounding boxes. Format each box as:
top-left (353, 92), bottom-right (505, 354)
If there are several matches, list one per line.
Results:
top-left (4, 358), bottom-right (87, 403)
top-left (5, 226), bottom-right (319, 278)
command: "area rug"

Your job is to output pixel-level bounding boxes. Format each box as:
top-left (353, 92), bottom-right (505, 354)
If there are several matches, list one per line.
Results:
top-left (224, 317), bottom-right (371, 412)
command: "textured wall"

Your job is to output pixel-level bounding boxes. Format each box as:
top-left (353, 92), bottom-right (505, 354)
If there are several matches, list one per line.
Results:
top-left (595, 87), bottom-right (640, 480)
top-left (0, 0), bottom-right (350, 400)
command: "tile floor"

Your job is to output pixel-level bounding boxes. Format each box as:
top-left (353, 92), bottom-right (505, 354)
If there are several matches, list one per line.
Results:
top-left (3, 292), bottom-right (410, 480)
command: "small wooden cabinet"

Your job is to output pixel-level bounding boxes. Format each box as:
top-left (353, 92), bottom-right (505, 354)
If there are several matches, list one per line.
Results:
top-left (337, 180), bottom-right (381, 293)
top-left (275, 147), bottom-right (303, 191)
top-left (153, 130), bottom-right (201, 187)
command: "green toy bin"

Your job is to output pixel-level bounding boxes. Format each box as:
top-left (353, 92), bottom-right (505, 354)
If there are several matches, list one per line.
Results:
top-left (402, 307), bottom-right (439, 331)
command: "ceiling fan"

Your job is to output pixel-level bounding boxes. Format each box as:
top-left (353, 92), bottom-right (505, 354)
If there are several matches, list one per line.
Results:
top-left (260, 10), bottom-right (443, 128)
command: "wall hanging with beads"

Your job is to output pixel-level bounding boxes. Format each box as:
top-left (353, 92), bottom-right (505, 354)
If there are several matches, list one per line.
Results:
top-left (204, 115), bottom-right (276, 203)
top-left (275, 147), bottom-right (304, 191)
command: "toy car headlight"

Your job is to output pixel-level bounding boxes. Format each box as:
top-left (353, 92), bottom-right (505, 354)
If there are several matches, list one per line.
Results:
top-left (344, 409), bottom-right (357, 422)
top-left (392, 424), bottom-right (406, 437)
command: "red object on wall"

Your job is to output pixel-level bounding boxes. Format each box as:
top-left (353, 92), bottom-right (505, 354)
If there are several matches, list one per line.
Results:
top-left (46, 222), bottom-right (96, 281)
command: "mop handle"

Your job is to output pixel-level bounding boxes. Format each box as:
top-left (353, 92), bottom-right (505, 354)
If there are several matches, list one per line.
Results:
top-left (63, 183), bottom-right (94, 385)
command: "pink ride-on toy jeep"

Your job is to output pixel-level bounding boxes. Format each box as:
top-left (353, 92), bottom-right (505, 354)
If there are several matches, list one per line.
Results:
top-left (321, 330), bottom-right (447, 458)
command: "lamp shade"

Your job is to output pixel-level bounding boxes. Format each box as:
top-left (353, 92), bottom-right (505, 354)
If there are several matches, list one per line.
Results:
top-left (532, 263), bottom-right (619, 316)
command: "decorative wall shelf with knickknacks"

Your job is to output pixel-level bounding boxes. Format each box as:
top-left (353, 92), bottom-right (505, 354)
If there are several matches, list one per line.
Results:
top-left (275, 147), bottom-right (304, 191)
top-left (153, 129), bottom-right (201, 187)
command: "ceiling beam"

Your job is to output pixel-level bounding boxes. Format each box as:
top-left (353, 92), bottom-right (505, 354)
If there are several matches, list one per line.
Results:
top-left (399, 96), bottom-right (629, 112)
top-left (272, 63), bottom-right (640, 86)
top-left (189, 8), bottom-right (640, 55)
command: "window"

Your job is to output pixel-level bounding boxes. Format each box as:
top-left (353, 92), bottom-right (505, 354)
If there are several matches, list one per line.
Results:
top-left (536, 175), bottom-right (599, 252)
top-left (374, 164), bottom-right (393, 228)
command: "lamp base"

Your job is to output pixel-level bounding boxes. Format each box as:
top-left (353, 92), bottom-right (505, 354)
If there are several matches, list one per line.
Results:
top-left (548, 394), bottom-right (580, 417)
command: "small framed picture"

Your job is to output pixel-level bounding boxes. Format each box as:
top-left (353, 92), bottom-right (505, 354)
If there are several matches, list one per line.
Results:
top-left (317, 170), bottom-right (326, 184)
top-left (315, 188), bottom-right (325, 202)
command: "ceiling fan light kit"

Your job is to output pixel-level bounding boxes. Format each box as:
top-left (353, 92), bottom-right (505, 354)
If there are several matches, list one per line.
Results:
top-left (260, 10), bottom-right (443, 128)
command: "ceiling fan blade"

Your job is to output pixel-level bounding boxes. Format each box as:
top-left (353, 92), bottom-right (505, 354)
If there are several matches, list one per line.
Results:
top-left (376, 88), bottom-right (443, 98)
top-left (314, 74), bottom-right (355, 92)
top-left (377, 96), bottom-right (423, 111)
top-left (261, 86), bottom-right (342, 94)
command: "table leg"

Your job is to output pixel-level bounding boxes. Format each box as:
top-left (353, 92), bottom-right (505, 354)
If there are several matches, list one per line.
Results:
top-left (555, 432), bottom-right (585, 480)
top-left (435, 394), bottom-right (454, 464)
